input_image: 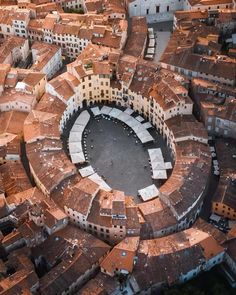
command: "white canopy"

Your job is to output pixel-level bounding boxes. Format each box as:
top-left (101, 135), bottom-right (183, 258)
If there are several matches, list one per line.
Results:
top-left (117, 112), bottom-right (131, 123)
top-left (68, 141), bottom-right (83, 154)
top-left (126, 117), bottom-right (140, 128)
top-left (124, 108), bottom-right (134, 115)
top-left (149, 39), bottom-right (155, 47)
top-left (148, 28), bottom-right (154, 34)
top-left (145, 54), bottom-right (154, 60)
top-left (132, 124), bottom-right (146, 134)
top-left (147, 48), bottom-right (155, 54)
top-left (101, 106), bottom-right (112, 115)
top-left (70, 152), bottom-right (85, 164)
top-left (135, 115), bottom-right (145, 123)
top-left (79, 166), bottom-right (95, 177)
top-left (109, 108), bottom-right (123, 118)
top-left (136, 130), bottom-right (154, 143)
top-left (138, 184), bottom-right (159, 202)
top-left (142, 122), bottom-right (153, 129)
top-left (70, 125), bottom-right (85, 133)
top-left (69, 131), bottom-right (82, 142)
top-left (91, 106), bottom-right (101, 117)
top-left (148, 148), bottom-right (171, 179)
top-left (74, 110), bottom-right (90, 127)
top-left (89, 173), bottom-right (111, 191)
top-left (152, 170), bottom-right (167, 179)
top-left (165, 162), bottom-right (172, 169)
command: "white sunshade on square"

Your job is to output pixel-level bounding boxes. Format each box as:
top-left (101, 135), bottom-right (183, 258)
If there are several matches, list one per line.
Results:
top-left (91, 107), bottom-right (101, 117)
top-left (148, 148), bottom-right (170, 176)
top-left (69, 141), bottom-right (83, 154)
top-left (152, 161), bottom-right (166, 170)
top-left (148, 148), bottom-right (162, 160)
top-left (138, 184), bottom-right (159, 202)
top-left (152, 170), bottom-right (167, 179)
top-left (135, 115), bottom-right (145, 123)
top-left (145, 54), bottom-right (154, 60)
top-left (124, 108), bottom-right (134, 115)
top-left (140, 134), bottom-right (154, 144)
top-left (69, 131), bottom-right (83, 142)
top-left (109, 108), bottom-right (123, 118)
top-left (101, 106), bottom-right (112, 115)
top-left (88, 173), bottom-right (111, 191)
top-left (79, 165), bottom-right (95, 177)
top-left (71, 152), bottom-right (85, 164)
top-left (147, 48), bottom-right (155, 54)
top-left (142, 122), bottom-right (153, 129)
top-left (75, 110), bottom-right (90, 126)
top-left (70, 124), bottom-right (85, 133)
top-left (148, 28), bottom-right (154, 34)
top-left (151, 153), bottom-right (164, 164)
top-left (117, 111), bottom-right (131, 123)
top-left (126, 117), bottom-right (140, 128)
top-left (149, 39), bottom-right (155, 47)
top-left (149, 34), bottom-right (155, 39)
top-left (136, 130), bottom-right (154, 143)
top-left (165, 162), bottom-right (172, 170)
top-left (132, 123), bottom-right (146, 134)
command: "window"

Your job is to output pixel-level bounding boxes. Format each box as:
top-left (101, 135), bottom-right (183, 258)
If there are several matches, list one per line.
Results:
top-left (156, 6), bottom-right (160, 13)
top-left (146, 8), bottom-right (149, 15)
top-left (167, 5), bottom-right (169, 12)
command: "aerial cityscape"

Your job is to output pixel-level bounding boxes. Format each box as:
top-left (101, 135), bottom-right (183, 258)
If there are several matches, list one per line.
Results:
top-left (0, 0), bottom-right (235, 294)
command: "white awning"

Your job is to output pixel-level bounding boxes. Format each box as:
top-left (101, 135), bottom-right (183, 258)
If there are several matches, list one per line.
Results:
top-left (79, 165), bottom-right (95, 177)
top-left (142, 122), bottom-right (153, 129)
top-left (68, 141), bottom-right (83, 154)
top-left (101, 106), bottom-right (112, 115)
top-left (69, 131), bottom-right (82, 142)
top-left (152, 170), bottom-right (167, 179)
top-left (74, 110), bottom-right (90, 127)
top-left (88, 173), bottom-right (111, 191)
top-left (145, 54), bottom-right (154, 60)
top-left (117, 112), bottom-right (131, 123)
top-left (91, 106), bottom-right (101, 117)
top-left (147, 48), bottom-right (155, 54)
top-left (165, 162), bottom-right (172, 169)
top-left (148, 28), bottom-right (154, 34)
top-left (109, 108), bottom-right (123, 118)
top-left (126, 117), bottom-right (140, 128)
top-left (132, 124), bottom-right (146, 134)
top-left (70, 125), bottom-right (85, 133)
top-left (148, 148), bottom-right (170, 179)
top-left (135, 115), bottom-right (145, 123)
top-left (149, 39), bottom-right (155, 47)
top-left (138, 184), bottom-right (159, 202)
top-left (124, 108), bottom-right (134, 115)
top-left (136, 130), bottom-right (154, 143)
top-left (71, 152), bottom-right (85, 164)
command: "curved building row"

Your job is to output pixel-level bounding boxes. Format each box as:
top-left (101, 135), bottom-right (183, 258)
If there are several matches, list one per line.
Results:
top-left (23, 42), bottom-right (211, 245)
